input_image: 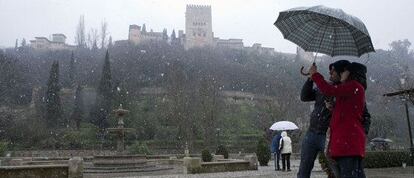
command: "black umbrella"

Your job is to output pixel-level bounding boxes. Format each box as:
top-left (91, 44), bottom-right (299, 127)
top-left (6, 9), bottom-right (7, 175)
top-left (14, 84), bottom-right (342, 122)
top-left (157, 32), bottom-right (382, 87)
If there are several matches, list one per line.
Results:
top-left (274, 5), bottom-right (374, 58)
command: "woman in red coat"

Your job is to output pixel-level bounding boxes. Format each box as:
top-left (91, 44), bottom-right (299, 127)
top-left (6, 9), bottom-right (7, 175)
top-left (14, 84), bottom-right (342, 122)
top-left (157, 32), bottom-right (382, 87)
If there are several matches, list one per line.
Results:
top-left (309, 62), bottom-right (367, 178)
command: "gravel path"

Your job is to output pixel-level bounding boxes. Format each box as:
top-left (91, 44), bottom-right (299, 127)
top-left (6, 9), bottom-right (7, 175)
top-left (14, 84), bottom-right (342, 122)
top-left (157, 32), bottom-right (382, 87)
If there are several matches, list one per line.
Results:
top-left (112, 159), bottom-right (327, 178)
top-left (84, 159), bottom-right (414, 178)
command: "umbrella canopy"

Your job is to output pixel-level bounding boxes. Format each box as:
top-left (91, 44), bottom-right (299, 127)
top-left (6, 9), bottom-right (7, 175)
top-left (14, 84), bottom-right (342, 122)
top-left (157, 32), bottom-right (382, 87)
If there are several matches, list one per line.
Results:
top-left (270, 121), bottom-right (299, 131)
top-left (274, 5), bottom-right (374, 57)
top-left (371, 137), bottom-right (393, 143)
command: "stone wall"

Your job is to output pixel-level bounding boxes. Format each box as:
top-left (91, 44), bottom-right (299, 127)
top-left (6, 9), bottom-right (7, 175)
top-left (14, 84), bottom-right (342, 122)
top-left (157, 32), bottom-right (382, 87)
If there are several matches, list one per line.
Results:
top-left (199, 161), bottom-right (252, 173)
top-left (0, 165), bottom-right (68, 178)
top-left (183, 155), bottom-right (258, 174)
top-left (0, 157), bottom-right (83, 178)
top-left (11, 150), bottom-right (119, 157)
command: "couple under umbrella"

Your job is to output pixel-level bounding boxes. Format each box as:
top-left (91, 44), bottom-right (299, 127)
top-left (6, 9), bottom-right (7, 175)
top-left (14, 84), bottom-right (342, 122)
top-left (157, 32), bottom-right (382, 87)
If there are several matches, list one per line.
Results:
top-left (274, 5), bottom-right (374, 178)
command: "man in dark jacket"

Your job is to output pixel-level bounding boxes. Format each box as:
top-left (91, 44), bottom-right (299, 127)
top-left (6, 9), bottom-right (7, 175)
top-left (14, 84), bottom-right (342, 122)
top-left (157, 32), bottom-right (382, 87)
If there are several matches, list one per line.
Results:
top-left (271, 131), bottom-right (282, 171)
top-left (296, 60), bottom-right (343, 178)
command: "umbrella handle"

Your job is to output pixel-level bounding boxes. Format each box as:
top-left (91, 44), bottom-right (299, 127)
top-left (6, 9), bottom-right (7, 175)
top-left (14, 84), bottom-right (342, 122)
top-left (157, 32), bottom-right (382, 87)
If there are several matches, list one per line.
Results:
top-left (300, 66), bottom-right (310, 76)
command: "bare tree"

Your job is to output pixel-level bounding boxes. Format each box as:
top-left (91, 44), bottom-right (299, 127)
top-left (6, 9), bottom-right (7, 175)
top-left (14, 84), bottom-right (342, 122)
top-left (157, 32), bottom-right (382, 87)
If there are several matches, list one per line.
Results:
top-left (87, 28), bottom-right (99, 50)
top-left (198, 74), bottom-right (222, 147)
top-left (165, 61), bottom-right (196, 148)
top-left (75, 15), bottom-right (86, 48)
top-left (100, 20), bottom-right (108, 49)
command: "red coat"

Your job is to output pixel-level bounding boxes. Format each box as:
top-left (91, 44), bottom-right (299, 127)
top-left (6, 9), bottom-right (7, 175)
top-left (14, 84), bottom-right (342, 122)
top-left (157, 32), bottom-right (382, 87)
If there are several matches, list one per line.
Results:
top-left (311, 73), bottom-right (366, 158)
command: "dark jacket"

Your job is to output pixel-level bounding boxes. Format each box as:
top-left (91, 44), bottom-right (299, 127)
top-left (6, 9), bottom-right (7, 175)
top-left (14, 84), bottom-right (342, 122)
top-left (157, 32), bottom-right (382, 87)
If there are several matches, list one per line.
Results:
top-left (362, 104), bottom-right (371, 135)
top-left (301, 78), bottom-right (331, 134)
top-left (271, 133), bottom-right (282, 153)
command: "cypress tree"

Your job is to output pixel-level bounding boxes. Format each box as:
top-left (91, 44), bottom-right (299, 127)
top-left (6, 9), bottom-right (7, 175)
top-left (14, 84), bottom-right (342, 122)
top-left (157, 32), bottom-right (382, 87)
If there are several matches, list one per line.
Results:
top-left (14, 39), bottom-right (18, 50)
top-left (171, 30), bottom-right (176, 40)
top-left (71, 85), bottom-right (83, 130)
top-left (142, 24), bottom-right (147, 33)
top-left (45, 61), bottom-right (63, 128)
top-left (91, 50), bottom-right (112, 130)
top-left (21, 38), bottom-right (26, 47)
top-left (162, 28), bottom-right (168, 41)
top-left (171, 30), bottom-right (178, 45)
top-left (108, 36), bottom-right (113, 48)
top-left (66, 51), bottom-right (75, 88)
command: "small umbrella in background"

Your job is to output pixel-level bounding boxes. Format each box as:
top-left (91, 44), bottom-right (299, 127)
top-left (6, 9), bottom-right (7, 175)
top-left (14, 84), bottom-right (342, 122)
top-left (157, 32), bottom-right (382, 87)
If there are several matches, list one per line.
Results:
top-left (270, 121), bottom-right (299, 131)
top-left (274, 5), bottom-right (375, 75)
top-left (371, 137), bottom-right (393, 143)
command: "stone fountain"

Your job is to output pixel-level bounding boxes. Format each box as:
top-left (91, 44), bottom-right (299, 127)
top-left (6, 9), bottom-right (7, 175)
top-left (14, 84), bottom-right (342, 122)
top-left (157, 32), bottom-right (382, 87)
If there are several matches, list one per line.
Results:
top-left (107, 104), bottom-right (134, 153)
top-left (84, 105), bottom-right (173, 175)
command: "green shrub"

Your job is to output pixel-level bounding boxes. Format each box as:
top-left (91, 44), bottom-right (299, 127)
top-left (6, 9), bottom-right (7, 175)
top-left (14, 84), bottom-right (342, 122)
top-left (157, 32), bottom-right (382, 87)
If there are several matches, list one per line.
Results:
top-left (62, 131), bottom-right (83, 149)
top-left (215, 145), bottom-right (229, 159)
top-left (256, 138), bottom-right (271, 166)
top-left (60, 126), bottom-right (100, 149)
top-left (364, 150), bottom-right (413, 168)
top-left (128, 142), bottom-right (152, 155)
top-left (201, 149), bottom-right (212, 162)
top-left (0, 142), bottom-right (8, 156)
top-left (319, 150), bottom-right (414, 177)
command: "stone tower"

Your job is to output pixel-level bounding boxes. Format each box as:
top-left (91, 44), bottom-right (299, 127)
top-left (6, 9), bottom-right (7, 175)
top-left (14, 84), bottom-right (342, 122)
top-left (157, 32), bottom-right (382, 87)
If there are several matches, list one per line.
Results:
top-left (128, 25), bottom-right (141, 45)
top-left (185, 5), bottom-right (213, 49)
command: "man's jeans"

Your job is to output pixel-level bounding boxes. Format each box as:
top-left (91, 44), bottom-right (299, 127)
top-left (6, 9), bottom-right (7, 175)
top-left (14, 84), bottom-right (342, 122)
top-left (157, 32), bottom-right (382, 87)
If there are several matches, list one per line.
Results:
top-left (333, 156), bottom-right (366, 178)
top-left (297, 131), bottom-right (326, 178)
top-left (273, 152), bottom-right (281, 170)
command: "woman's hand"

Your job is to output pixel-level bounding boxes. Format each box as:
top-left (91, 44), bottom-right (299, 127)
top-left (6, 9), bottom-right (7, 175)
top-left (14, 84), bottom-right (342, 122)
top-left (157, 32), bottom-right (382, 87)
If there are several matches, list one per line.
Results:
top-left (325, 100), bottom-right (334, 111)
top-left (309, 64), bottom-right (318, 76)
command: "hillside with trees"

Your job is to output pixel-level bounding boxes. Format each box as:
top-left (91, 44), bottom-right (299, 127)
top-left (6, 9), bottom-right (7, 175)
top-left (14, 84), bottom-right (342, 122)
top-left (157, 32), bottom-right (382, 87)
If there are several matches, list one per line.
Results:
top-left (0, 39), bottom-right (413, 152)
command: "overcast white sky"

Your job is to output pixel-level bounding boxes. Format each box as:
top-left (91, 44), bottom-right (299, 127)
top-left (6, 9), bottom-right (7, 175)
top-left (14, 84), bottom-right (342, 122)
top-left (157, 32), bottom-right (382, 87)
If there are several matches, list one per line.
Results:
top-left (0, 0), bottom-right (413, 53)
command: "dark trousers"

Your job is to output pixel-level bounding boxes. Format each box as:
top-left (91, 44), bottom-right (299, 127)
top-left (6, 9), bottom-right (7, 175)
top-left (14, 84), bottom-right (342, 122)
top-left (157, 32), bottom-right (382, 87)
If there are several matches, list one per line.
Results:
top-left (273, 152), bottom-right (281, 170)
top-left (334, 156), bottom-right (366, 178)
top-left (297, 131), bottom-right (326, 178)
top-left (281, 153), bottom-right (291, 170)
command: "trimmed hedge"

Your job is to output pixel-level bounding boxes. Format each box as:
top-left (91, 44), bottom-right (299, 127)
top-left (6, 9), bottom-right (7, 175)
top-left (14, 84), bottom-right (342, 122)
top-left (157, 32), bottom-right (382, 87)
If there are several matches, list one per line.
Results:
top-left (216, 145), bottom-right (229, 159)
top-left (202, 149), bottom-right (213, 162)
top-left (318, 150), bottom-right (414, 176)
top-left (364, 150), bottom-right (413, 168)
top-left (128, 141), bottom-right (152, 155)
top-left (256, 138), bottom-right (271, 166)
top-left (0, 142), bottom-right (7, 156)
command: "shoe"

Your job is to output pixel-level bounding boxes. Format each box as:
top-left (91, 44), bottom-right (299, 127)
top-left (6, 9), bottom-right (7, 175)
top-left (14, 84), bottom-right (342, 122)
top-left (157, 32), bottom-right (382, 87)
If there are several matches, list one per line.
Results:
top-left (287, 169), bottom-right (291, 172)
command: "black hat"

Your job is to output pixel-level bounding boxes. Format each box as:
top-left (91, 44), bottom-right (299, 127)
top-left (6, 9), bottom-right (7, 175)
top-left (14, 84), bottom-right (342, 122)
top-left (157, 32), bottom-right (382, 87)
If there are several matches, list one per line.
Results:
top-left (329, 60), bottom-right (351, 74)
top-left (346, 62), bottom-right (367, 77)
top-left (346, 62), bottom-right (367, 89)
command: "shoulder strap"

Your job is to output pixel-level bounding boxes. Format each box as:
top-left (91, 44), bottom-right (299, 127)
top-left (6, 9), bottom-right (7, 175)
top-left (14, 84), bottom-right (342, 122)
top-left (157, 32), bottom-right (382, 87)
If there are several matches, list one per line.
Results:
top-left (280, 138), bottom-right (284, 150)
